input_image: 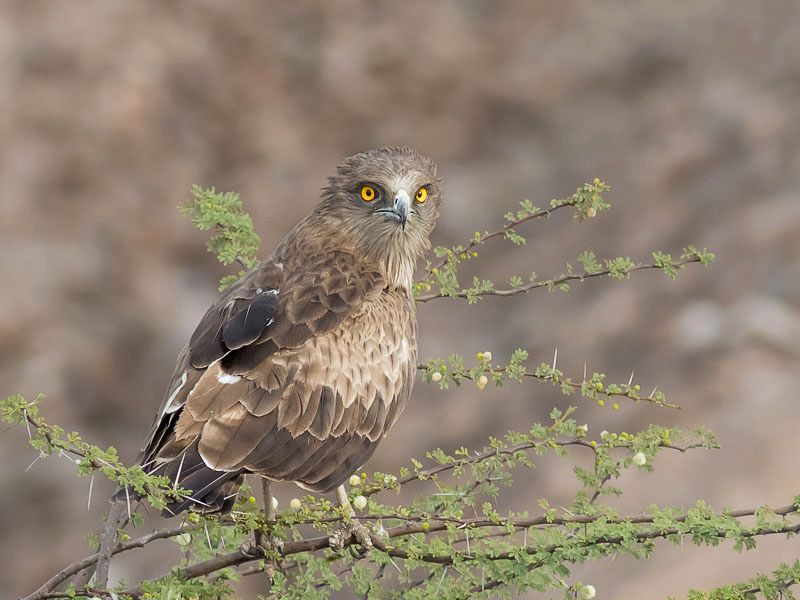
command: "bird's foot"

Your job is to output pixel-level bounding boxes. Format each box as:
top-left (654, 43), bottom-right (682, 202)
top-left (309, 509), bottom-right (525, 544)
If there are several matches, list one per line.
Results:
top-left (248, 528), bottom-right (284, 558)
top-left (328, 520), bottom-right (373, 555)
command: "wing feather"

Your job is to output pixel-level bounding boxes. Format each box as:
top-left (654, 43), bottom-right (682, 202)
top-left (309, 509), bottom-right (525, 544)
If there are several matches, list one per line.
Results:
top-left (130, 249), bottom-right (420, 510)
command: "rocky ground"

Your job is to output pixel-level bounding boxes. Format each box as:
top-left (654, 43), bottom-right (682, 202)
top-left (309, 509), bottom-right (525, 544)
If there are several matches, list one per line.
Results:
top-left (2, 1), bottom-right (800, 597)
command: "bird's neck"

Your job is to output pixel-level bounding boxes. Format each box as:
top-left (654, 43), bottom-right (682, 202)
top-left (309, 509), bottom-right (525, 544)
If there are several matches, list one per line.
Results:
top-left (280, 212), bottom-right (423, 294)
top-left (380, 248), bottom-right (417, 292)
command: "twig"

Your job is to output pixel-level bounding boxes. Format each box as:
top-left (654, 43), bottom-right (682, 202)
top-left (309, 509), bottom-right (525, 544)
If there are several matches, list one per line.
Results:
top-left (363, 437), bottom-right (702, 497)
top-left (416, 364), bottom-right (680, 409)
top-left (23, 525), bottom-right (187, 600)
top-left (424, 201), bottom-right (578, 276)
top-left (28, 499), bottom-right (800, 599)
top-left (416, 256), bottom-right (701, 302)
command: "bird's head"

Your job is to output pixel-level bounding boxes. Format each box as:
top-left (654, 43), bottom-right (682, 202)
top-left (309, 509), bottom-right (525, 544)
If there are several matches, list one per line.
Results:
top-left (318, 146), bottom-right (442, 288)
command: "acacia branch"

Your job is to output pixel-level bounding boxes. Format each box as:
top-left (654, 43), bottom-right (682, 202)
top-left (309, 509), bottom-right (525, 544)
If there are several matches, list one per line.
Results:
top-left (133, 503), bottom-right (800, 597)
top-left (30, 497), bottom-right (798, 599)
top-left (473, 519), bottom-right (800, 593)
top-left (424, 201), bottom-right (578, 276)
top-left (363, 437), bottom-right (702, 497)
top-left (417, 256), bottom-right (701, 302)
top-left (23, 526), bottom-right (188, 600)
top-left (417, 363), bottom-right (680, 409)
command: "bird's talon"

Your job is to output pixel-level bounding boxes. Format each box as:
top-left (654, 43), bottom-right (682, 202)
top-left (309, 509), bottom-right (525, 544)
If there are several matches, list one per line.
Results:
top-left (240, 540), bottom-right (262, 558)
top-left (328, 528), bottom-right (347, 551)
top-left (255, 528), bottom-right (283, 556)
top-left (328, 522), bottom-right (373, 554)
top-left (353, 522), bottom-right (373, 551)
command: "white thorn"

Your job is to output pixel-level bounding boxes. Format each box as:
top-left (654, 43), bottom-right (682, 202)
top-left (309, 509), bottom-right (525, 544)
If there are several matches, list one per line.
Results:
top-left (628, 370), bottom-right (635, 386)
top-left (583, 362), bottom-right (587, 380)
top-left (22, 409), bottom-right (32, 439)
top-left (552, 347), bottom-right (558, 371)
top-left (174, 450), bottom-right (187, 491)
top-left (388, 556), bottom-right (403, 573)
top-left (88, 473), bottom-right (95, 511)
top-left (125, 486), bottom-right (132, 520)
top-left (25, 455), bottom-right (41, 472)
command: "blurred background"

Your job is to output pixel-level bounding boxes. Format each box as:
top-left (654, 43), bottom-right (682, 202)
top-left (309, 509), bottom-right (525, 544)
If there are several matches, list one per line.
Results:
top-left (2, 1), bottom-right (800, 597)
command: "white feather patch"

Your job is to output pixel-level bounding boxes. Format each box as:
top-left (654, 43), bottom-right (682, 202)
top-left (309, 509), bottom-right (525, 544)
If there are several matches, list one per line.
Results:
top-left (163, 371), bottom-right (188, 414)
top-left (216, 372), bottom-right (242, 385)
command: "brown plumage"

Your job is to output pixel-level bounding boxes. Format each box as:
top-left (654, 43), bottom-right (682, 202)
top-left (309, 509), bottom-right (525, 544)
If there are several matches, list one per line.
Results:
top-left (126, 147), bottom-right (441, 515)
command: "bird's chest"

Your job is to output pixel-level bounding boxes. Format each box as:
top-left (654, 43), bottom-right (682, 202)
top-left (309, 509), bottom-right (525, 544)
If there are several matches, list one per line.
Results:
top-left (298, 289), bottom-right (417, 409)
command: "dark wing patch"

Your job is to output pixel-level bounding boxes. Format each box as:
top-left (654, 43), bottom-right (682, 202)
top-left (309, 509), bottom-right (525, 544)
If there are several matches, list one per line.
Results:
top-left (221, 292), bottom-right (278, 350)
top-left (189, 263), bottom-right (284, 368)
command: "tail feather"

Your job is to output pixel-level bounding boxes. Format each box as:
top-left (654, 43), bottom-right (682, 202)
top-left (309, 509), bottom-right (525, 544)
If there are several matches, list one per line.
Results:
top-left (114, 440), bottom-right (244, 516)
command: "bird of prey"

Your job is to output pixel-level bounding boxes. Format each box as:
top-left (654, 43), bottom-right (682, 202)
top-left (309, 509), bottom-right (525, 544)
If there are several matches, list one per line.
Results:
top-left (129, 146), bottom-right (440, 516)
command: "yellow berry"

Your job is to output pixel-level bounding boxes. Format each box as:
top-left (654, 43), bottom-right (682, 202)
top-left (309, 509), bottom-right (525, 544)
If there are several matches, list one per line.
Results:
top-left (248, 496), bottom-right (257, 504)
top-left (421, 522), bottom-right (430, 531)
top-left (594, 382), bottom-right (603, 391)
top-left (597, 399), bottom-right (605, 407)
top-left (590, 441), bottom-right (597, 447)
top-left (612, 403), bottom-right (619, 411)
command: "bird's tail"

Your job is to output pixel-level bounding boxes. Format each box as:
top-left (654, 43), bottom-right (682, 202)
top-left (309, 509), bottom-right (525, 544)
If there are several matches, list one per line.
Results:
top-left (113, 440), bottom-right (244, 516)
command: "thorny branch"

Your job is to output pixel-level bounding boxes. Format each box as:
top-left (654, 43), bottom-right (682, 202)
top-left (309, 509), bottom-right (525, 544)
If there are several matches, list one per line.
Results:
top-left (416, 363), bottom-right (681, 409)
top-left (416, 255), bottom-right (703, 302)
top-left (32, 501), bottom-right (800, 599)
top-left (423, 200), bottom-right (578, 277)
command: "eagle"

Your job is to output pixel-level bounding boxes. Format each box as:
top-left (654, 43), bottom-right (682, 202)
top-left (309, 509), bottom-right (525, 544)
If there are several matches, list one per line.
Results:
top-left (128, 146), bottom-right (440, 516)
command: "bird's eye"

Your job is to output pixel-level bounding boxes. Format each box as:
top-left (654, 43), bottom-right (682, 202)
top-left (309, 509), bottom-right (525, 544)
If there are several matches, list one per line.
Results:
top-left (360, 185), bottom-right (376, 202)
top-left (415, 186), bottom-right (429, 204)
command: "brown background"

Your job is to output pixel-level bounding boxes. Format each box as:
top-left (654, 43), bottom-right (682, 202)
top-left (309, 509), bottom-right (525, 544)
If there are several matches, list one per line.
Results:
top-left (2, 1), bottom-right (800, 598)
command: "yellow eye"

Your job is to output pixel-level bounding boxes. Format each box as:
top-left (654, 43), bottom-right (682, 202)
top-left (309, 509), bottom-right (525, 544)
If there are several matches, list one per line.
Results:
top-left (360, 185), bottom-right (376, 202)
top-left (415, 186), bottom-right (429, 203)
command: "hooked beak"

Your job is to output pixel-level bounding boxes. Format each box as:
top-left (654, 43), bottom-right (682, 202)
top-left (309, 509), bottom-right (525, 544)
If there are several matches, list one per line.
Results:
top-left (377, 189), bottom-right (410, 229)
